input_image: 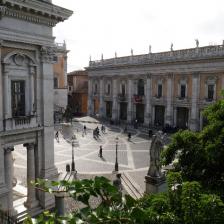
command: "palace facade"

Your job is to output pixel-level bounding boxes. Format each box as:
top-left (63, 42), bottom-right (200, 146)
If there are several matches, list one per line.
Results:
top-left (0, 0), bottom-right (72, 216)
top-left (86, 44), bottom-right (224, 131)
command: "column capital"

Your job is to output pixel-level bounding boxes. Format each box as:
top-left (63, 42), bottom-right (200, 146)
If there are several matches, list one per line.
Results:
top-left (167, 73), bottom-right (174, 79)
top-left (23, 143), bottom-right (35, 150)
top-left (4, 147), bottom-right (14, 153)
top-left (192, 72), bottom-right (200, 78)
top-left (146, 73), bottom-right (152, 79)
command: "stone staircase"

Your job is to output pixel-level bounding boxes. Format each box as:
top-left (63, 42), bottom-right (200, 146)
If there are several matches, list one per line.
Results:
top-left (121, 173), bottom-right (144, 199)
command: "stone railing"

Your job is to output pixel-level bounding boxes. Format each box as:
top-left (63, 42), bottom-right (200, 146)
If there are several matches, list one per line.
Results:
top-left (3, 115), bottom-right (38, 131)
top-left (175, 96), bottom-right (191, 103)
top-left (88, 45), bottom-right (224, 68)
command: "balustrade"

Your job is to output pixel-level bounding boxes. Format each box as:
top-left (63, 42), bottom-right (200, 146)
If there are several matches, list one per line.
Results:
top-left (3, 115), bottom-right (38, 131)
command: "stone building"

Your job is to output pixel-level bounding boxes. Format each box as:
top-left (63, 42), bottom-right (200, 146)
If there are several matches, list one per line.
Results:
top-left (86, 44), bottom-right (224, 131)
top-left (0, 0), bottom-right (72, 215)
top-left (68, 70), bottom-right (88, 116)
top-left (53, 42), bottom-right (69, 121)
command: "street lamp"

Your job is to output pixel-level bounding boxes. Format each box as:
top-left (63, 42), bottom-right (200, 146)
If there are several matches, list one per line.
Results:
top-left (71, 135), bottom-right (77, 178)
top-left (115, 137), bottom-right (119, 172)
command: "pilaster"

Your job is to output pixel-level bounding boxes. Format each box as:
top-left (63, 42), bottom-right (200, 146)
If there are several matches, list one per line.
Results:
top-left (99, 79), bottom-right (104, 118)
top-left (144, 75), bottom-right (152, 126)
top-left (87, 78), bottom-right (93, 116)
top-left (127, 79), bottom-right (133, 123)
top-left (190, 73), bottom-right (200, 131)
top-left (165, 74), bottom-right (173, 126)
top-left (112, 79), bottom-right (118, 121)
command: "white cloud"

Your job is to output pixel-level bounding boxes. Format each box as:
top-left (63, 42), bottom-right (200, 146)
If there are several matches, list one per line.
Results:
top-left (53, 0), bottom-right (224, 72)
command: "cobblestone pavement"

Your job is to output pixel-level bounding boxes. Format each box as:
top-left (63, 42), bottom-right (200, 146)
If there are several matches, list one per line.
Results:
top-left (13, 117), bottom-right (151, 194)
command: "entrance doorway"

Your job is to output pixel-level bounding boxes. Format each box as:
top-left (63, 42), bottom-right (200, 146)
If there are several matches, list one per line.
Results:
top-left (154, 105), bottom-right (165, 126)
top-left (176, 107), bottom-right (189, 129)
top-left (120, 102), bottom-right (127, 120)
top-left (136, 104), bottom-right (144, 123)
top-left (105, 101), bottom-right (112, 118)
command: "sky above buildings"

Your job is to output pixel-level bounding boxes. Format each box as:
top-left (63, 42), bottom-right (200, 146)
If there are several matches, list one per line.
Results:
top-left (53, 0), bottom-right (224, 72)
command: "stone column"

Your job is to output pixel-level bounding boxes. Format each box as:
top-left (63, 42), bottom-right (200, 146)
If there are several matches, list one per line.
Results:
top-left (112, 79), bottom-right (118, 121)
top-left (87, 78), bottom-right (93, 116)
top-left (99, 79), bottom-right (104, 118)
top-left (0, 42), bottom-right (3, 131)
top-left (3, 70), bottom-right (9, 119)
top-left (4, 147), bottom-right (14, 211)
top-left (127, 79), bottom-right (133, 123)
top-left (190, 73), bottom-right (200, 131)
top-left (63, 55), bottom-right (68, 87)
top-left (165, 74), bottom-right (173, 126)
top-left (30, 72), bottom-right (35, 114)
top-left (39, 47), bottom-right (58, 208)
top-left (174, 107), bottom-right (177, 127)
top-left (144, 75), bottom-right (152, 127)
top-left (24, 143), bottom-right (39, 209)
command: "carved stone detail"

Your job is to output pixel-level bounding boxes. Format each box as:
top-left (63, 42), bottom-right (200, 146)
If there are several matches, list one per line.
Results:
top-left (40, 46), bottom-right (57, 63)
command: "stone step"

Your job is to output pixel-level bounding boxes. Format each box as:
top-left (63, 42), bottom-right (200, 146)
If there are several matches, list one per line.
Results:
top-left (121, 172), bottom-right (144, 199)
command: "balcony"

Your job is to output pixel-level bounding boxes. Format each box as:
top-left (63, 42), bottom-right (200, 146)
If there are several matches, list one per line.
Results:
top-left (3, 115), bottom-right (38, 131)
top-left (133, 94), bottom-right (145, 104)
top-left (176, 96), bottom-right (190, 103)
top-left (152, 96), bottom-right (166, 104)
top-left (118, 94), bottom-right (128, 102)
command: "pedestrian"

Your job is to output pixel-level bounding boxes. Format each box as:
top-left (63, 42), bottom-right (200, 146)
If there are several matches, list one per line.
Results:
top-left (98, 145), bottom-right (103, 158)
top-left (83, 125), bottom-right (87, 135)
top-left (101, 125), bottom-right (104, 134)
top-left (55, 131), bottom-right (59, 143)
top-left (148, 129), bottom-right (153, 138)
top-left (128, 132), bottom-right (131, 141)
top-left (124, 125), bottom-right (127, 133)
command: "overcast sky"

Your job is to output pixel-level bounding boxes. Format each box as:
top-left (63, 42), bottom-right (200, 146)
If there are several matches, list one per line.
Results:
top-left (53, 0), bottom-right (224, 72)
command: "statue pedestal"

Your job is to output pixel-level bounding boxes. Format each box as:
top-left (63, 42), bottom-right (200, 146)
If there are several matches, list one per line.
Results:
top-left (145, 175), bottom-right (167, 194)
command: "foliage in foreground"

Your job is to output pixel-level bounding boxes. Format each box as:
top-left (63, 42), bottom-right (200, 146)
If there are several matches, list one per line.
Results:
top-left (161, 97), bottom-right (224, 197)
top-left (24, 173), bottom-right (224, 224)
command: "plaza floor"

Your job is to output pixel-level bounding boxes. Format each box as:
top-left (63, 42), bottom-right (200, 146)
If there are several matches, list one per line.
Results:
top-left (13, 117), bottom-right (151, 204)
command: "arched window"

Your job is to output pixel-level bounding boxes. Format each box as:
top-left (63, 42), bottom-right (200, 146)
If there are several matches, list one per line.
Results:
top-left (137, 79), bottom-right (144, 96)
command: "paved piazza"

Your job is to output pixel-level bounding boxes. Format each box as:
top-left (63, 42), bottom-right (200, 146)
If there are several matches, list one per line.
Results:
top-left (13, 117), bottom-right (151, 193)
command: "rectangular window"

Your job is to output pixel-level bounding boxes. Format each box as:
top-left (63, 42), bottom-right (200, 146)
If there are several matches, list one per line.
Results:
top-left (158, 84), bottom-right (162, 98)
top-left (11, 80), bottom-right (25, 117)
top-left (54, 77), bottom-right (58, 88)
top-left (208, 84), bottom-right (214, 100)
top-left (180, 84), bottom-right (186, 98)
top-left (107, 84), bottom-right (110, 95)
top-left (121, 84), bottom-right (125, 95)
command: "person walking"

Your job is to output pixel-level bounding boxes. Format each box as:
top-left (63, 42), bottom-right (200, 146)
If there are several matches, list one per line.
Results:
top-left (55, 131), bottom-right (59, 143)
top-left (98, 145), bottom-right (103, 158)
top-left (83, 125), bottom-right (87, 135)
top-left (128, 132), bottom-right (131, 141)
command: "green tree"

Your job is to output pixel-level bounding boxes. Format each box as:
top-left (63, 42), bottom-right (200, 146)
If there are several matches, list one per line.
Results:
top-left (24, 173), bottom-right (224, 224)
top-left (162, 97), bottom-right (224, 197)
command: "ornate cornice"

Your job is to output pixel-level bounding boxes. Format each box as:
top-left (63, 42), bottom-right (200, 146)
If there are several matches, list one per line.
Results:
top-left (0, 0), bottom-right (73, 27)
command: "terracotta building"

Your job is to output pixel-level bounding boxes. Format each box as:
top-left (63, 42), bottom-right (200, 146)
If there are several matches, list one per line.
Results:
top-left (53, 42), bottom-right (69, 121)
top-left (86, 43), bottom-right (224, 131)
top-left (68, 70), bottom-right (88, 116)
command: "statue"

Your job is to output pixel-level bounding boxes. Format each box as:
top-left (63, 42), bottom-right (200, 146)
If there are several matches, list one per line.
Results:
top-left (147, 131), bottom-right (165, 178)
top-left (195, 39), bottom-right (199, 48)
top-left (170, 43), bottom-right (173, 51)
top-left (149, 45), bottom-right (152, 53)
top-left (131, 48), bottom-right (133, 56)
